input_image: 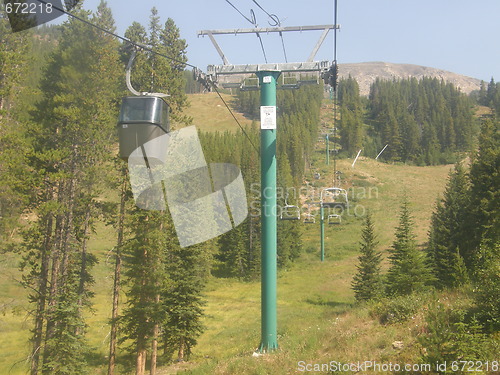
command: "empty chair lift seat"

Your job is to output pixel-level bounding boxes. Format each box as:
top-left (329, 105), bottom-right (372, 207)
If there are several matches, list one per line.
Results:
top-left (117, 96), bottom-right (170, 162)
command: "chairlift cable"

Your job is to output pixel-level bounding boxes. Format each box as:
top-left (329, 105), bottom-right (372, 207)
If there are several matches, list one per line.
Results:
top-left (251, 0), bottom-right (288, 62)
top-left (332, 0), bottom-right (339, 185)
top-left (224, 0), bottom-right (256, 25)
top-left (210, 83), bottom-right (260, 154)
top-left (256, 33), bottom-right (269, 63)
top-left (34, 0), bottom-right (198, 70)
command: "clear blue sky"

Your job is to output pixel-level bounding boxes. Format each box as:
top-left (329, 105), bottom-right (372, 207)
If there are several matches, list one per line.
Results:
top-left (75, 0), bottom-right (500, 82)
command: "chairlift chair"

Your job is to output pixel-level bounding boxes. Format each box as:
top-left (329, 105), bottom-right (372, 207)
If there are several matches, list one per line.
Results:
top-left (320, 187), bottom-right (348, 209)
top-left (280, 73), bottom-right (299, 90)
top-left (303, 203), bottom-right (316, 224)
top-left (240, 76), bottom-right (260, 91)
top-left (327, 214), bottom-right (341, 225)
top-left (280, 194), bottom-right (301, 221)
top-left (117, 47), bottom-right (170, 163)
top-left (280, 204), bottom-right (300, 221)
top-left (303, 214), bottom-right (316, 224)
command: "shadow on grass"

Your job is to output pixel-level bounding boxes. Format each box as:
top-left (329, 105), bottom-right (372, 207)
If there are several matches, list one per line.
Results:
top-left (305, 297), bottom-right (353, 313)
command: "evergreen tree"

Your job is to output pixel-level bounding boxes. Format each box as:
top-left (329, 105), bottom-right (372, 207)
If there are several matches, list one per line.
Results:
top-left (426, 163), bottom-right (470, 288)
top-left (160, 17), bottom-right (189, 124)
top-left (121, 210), bottom-right (168, 375)
top-left (118, 10), bottom-right (200, 373)
top-left (473, 241), bottom-right (500, 332)
top-left (486, 77), bottom-right (497, 107)
top-left (367, 77), bottom-right (475, 165)
top-left (352, 211), bottom-right (384, 302)
top-left (478, 80), bottom-right (488, 106)
top-left (386, 197), bottom-right (432, 296)
top-left (465, 119), bottom-right (500, 273)
top-left (161, 239), bottom-right (207, 362)
top-left (338, 76), bottom-right (364, 156)
top-left (0, 14), bottom-right (32, 241)
top-left (277, 149), bottom-right (302, 268)
top-left (20, 4), bottom-right (122, 374)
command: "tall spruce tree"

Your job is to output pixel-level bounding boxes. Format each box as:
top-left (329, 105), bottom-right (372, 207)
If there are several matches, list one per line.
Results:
top-left (118, 10), bottom-right (199, 373)
top-left (426, 163), bottom-right (470, 288)
top-left (121, 210), bottom-right (168, 375)
top-left (464, 119), bottom-right (499, 272)
top-left (352, 211), bottom-right (384, 302)
top-left (386, 196), bottom-right (432, 296)
top-left (161, 238), bottom-right (207, 362)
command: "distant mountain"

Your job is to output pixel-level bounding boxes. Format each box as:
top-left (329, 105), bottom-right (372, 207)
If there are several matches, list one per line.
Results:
top-left (339, 62), bottom-right (481, 96)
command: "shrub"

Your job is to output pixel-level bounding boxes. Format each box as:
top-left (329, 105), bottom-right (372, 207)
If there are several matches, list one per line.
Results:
top-left (370, 293), bottom-right (425, 325)
top-left (418, 303), bottom-right (492, 371)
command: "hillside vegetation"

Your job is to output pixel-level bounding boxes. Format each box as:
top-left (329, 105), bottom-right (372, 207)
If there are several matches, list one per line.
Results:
top-left (1, 5), bottom-right (499, 375)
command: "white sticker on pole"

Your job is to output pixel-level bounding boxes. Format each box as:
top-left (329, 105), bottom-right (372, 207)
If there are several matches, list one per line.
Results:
top-left (260, 106), bottom-right (277, 130)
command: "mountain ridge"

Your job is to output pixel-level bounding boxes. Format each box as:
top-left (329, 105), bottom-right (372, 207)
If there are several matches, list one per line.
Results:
top-left (338, 61), bottom-right (481, 96)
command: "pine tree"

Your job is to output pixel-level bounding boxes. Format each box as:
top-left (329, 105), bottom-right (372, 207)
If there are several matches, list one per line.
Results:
top-left (386, 196), bottom-right (432, 296)
top-left (352, 211), bottom-right (384, 302)
top-left (486, 78), bottom-right (497, 107)
top-left (161, 238), bottom-right (207, 362)
top-left (426, 163), bottom-right (470, 288)
top-left (478, 80), bottom-right (488, 106)
top-left (160, 17), bottom-right (189, 124)
top-left (121, 210), bottom-right (168, 375)
top-left (277, 148), bottom-right (302, 269)
top-left (474, 241), bottom-right (500, 332)
top-left (465, 119), bottom-right (500, 272)
top-left (118, 9), bottom-right (199, 373)
top-left (338, 77), bottom-right (363, 156)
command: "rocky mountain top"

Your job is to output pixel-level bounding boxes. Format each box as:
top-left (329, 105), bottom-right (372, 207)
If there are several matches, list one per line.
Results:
top-left (339, 62), bottom-right (481, 96)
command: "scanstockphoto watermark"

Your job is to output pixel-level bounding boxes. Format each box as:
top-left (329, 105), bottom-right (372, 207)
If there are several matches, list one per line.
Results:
top-left (297, 360), bottom-right (430, 373)
top-left (248, 183), bottom-right (379, 218)
top-left (297, 360), bottom-right (500, 373)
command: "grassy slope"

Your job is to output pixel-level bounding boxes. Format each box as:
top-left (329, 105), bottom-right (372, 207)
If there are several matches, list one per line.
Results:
top-left (170, 157), bottom-right (453, 374)
top-left (0, 95), bottom-right (455, 374)
top-left (179, 92), bottom-right (253, 133)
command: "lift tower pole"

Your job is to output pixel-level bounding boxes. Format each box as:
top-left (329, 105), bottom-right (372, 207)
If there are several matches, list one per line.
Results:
top-left (198, 22), bottom-right (338, 354)
top-left (257, 70), bottom-right (280, 352)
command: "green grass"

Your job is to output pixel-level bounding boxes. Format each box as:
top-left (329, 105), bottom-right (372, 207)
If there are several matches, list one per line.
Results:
top-left (179, 93), bottom-right (253, 133)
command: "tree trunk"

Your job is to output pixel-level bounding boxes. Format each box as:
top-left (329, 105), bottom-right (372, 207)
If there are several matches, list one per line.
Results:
top-left (30, 209), bottom-right (54, 375)
top-left (150, 220), bottom-right (162, 375)
top-left (150, 298), bottom-right (160, 375)
top-left (177, 337), bottom-right (185, 362)
top-left (75, 207), bottom-right (91, 336)
top-left (136, 346), bottom-right (147, 375)
top-left (136, 218), bottom-right (149, 375)
top-left (42, 158), bottom-right (77, 373)
top-left (42, 201), bottom-right (65, 373)
top-left (108, 170), bottom-right (127, 375)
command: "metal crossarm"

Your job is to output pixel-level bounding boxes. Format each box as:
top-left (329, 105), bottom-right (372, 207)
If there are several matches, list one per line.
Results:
top-left (198, 25), bottom-right (337, 36)
top-left (198, 24), bottom-right (339, 67)
top-left (208, 61), bottom-right (330, 75)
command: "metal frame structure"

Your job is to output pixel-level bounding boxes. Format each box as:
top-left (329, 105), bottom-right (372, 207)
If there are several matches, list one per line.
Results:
top-left (320, 187), bottom-right (349, 209)
top-left (198, 25), bottom-right (336, 65)
top-left (280, 195), bottom-right (300, 221)
top-left (328, 213), bottom-right (341, 225)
